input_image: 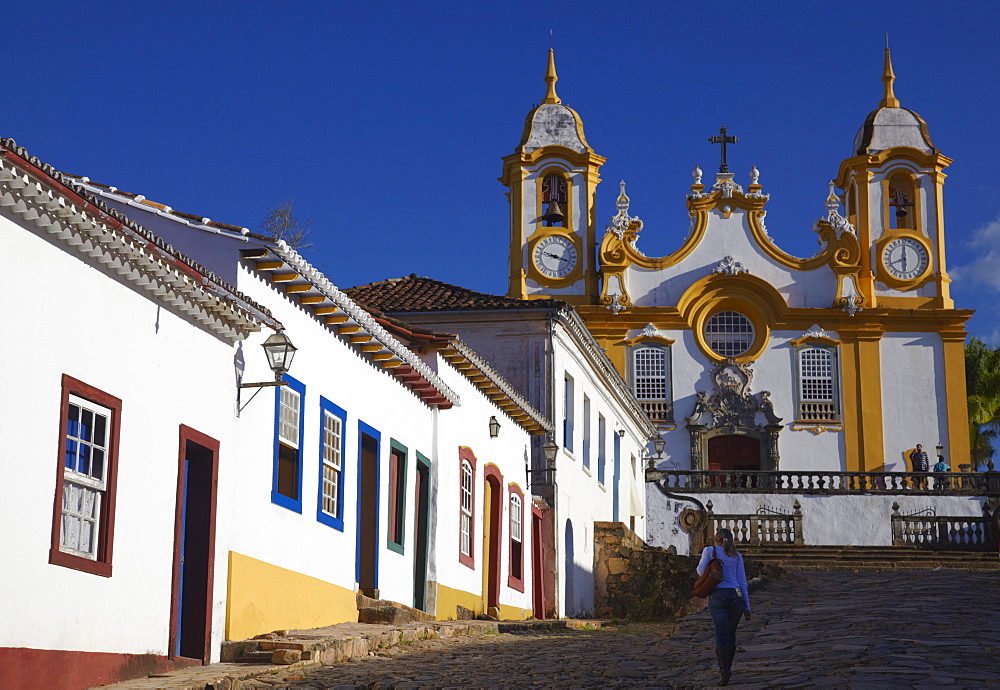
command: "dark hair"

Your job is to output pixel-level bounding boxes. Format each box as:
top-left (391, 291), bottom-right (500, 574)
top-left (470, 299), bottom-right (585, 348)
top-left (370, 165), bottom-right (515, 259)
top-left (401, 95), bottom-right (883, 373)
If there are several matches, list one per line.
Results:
top-left (715, 528), bottom-right (737, 557)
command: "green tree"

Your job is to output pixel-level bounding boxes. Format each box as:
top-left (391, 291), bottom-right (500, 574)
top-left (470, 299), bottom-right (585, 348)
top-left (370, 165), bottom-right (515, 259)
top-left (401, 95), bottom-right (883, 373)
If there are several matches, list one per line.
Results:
top-left (260, 199), bottom-right (313, 251)
top-left (966, 336), bottom-right (1000, 466)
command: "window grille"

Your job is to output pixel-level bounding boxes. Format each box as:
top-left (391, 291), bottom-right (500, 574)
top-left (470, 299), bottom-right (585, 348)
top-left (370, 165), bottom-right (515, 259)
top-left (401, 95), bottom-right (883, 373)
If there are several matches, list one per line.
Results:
top-left (704, 311), bottom-right (755, 357)
top-left (321, 411), bottom-right (342, 517)
top-left (61, 396), bottom-right (111, 559)
top-left (278, 387), bottom-right (300, 447)
top-left (460, 460), bottom-right (473, 556)
top-left (633, 347), bottom-right (667, 400)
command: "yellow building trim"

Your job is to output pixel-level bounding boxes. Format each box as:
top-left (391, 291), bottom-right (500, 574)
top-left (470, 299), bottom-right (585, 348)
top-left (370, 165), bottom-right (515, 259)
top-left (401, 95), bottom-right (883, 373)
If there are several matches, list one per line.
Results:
top-left (432, 582), bottom-right (530, 621)
top-left (434, 582), bottom-right (484, 620)
top-left (226, 551), bottom-right (357, 642)
top-left (874, 230), bottom-right (933, 290)
top-left (676, 274), bottom-right (788, 363)
top-left (789, 334), bottom-right (841, 348)
top-left (942, 335), bottom-right (971, 465)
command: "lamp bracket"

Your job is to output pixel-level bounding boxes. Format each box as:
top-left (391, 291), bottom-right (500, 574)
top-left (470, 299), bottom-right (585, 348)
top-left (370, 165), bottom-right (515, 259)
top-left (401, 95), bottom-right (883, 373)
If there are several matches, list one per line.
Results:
top-left (240, 380), bottom-right (290, 389)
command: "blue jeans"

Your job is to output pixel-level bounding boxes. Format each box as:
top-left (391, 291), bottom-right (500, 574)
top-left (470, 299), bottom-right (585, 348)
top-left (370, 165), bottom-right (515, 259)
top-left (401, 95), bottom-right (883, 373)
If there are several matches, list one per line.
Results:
top-left (708, 588), bottom-right (745, 648)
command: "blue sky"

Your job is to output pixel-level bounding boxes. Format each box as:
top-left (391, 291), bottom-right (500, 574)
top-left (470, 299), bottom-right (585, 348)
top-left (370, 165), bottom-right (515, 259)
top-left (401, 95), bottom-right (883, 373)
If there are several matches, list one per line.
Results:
top-left (7, 1), bottom-right (1000, 342)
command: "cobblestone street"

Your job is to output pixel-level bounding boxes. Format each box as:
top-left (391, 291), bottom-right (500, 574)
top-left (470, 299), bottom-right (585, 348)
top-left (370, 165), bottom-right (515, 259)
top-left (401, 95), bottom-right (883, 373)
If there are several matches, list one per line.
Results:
top-left (241, 570), bottom-right (1000, 689)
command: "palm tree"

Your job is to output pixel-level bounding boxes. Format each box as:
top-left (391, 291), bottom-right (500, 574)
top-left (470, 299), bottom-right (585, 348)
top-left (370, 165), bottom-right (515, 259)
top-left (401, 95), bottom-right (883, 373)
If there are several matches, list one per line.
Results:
top-left (966, 337), bottom-right (1000, 467)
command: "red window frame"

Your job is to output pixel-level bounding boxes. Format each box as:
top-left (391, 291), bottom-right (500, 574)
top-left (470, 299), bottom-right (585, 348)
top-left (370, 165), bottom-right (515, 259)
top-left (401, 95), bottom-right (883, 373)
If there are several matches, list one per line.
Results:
top-left (507, 483), bottom-right (525, 592)
top-left (49, 374), bottom-right (122, 577)
top-left (458, 447), bottom-right (477, 569)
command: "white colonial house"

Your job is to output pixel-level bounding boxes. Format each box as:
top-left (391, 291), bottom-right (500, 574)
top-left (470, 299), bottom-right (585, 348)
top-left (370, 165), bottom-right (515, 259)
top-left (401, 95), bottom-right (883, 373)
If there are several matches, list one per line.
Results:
top-left (343, 276), bottom-right (659, 618)
top-left (0, 138), bottom-right (279, 688)
top-left (72, 180), bottom-right (552, 635)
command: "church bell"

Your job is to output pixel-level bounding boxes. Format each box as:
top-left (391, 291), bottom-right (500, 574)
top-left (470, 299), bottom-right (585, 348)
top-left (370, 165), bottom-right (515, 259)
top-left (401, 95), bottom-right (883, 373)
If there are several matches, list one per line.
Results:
top-left (541, 200), bottom-right (565, 224)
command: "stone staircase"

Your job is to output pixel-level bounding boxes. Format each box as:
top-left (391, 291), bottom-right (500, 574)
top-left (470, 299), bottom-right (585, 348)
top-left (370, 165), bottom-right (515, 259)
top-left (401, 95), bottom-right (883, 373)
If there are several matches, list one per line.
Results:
top-left (222, 592), bottom-right (438, 664)
top-left (741, 544), bottom-right (1000, 571)
top-left (355, 591), bottom-right (436, 625)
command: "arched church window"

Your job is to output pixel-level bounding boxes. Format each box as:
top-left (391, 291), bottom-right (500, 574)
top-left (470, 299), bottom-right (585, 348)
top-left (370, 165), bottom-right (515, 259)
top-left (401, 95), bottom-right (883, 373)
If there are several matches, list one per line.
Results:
top-left (796, 347), bottom-right (840, 422)
top-left (629, 344), bottom-right (673, 423)
top-left (704, 311), bottom-right (755, 358)
top-left (541, 174), bottom-right (568, 226)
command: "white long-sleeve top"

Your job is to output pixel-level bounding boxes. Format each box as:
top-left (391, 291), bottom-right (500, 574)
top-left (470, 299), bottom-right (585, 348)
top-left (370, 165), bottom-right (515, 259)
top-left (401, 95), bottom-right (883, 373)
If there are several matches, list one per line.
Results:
top-left (697, 545), bottom-right (751, 610)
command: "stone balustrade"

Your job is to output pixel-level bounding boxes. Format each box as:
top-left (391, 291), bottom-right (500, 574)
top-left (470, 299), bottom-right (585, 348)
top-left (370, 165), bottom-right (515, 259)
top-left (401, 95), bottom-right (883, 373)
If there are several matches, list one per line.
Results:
top-left (648, 469), bottom-right (1000, 496)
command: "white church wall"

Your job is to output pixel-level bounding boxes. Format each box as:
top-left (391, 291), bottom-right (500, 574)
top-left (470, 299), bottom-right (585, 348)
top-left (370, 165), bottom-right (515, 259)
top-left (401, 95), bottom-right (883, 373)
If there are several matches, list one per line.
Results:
top-left (646, 489), bottom-right (987, 554)
top-left (1, 213), bottom-right (237, 658)
top-left (625, 208), bottom-right (839, 309)
top-left (879, 333), bottom-right (947, 471)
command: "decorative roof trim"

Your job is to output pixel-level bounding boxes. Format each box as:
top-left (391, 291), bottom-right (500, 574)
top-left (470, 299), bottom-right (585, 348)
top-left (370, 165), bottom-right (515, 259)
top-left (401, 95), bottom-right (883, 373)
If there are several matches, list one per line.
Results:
top-left (254, 242), bottom-right (461, 409)
top-left (0, 140), bottom-right (277, 340)
top-left (554, 306), bottom-right (659, 439)
top-left (445, 339), bottom-right (552, 435)
top-left (69, 176), bottom-right (274, 243)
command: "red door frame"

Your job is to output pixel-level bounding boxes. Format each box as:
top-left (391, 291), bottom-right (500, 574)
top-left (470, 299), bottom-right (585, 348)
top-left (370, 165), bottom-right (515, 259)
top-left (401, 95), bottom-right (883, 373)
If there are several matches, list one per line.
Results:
top-left (169, 425), bottom-right (220, 663)
top-left (483, 464), bottom-right (503, 613)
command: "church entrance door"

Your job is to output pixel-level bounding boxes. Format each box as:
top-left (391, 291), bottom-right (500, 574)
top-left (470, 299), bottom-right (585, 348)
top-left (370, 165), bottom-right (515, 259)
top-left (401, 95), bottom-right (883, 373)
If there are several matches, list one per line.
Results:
top-left (708, 435), bottom-right (761, 471)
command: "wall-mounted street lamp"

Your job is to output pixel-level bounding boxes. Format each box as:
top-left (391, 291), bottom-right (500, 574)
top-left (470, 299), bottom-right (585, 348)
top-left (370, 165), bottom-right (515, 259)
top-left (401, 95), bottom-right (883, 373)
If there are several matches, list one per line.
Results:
top-left (935, 441), bottom-right (944, 460)
top-left (489, 416), bottom-right (501, 438)
top-left (542, 434), bottom-right (559, 466)
top-left (646, 435), bottom-right (666, 469)
top-left (238, 330), bottom-right (297, 415)
top-left (241, 330), bottom-right (297, 389)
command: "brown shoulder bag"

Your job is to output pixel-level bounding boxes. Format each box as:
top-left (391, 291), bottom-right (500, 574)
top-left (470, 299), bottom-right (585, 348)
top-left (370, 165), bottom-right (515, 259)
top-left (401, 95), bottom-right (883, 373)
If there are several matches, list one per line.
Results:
top-left (692, 546), bottom-right (724, 597)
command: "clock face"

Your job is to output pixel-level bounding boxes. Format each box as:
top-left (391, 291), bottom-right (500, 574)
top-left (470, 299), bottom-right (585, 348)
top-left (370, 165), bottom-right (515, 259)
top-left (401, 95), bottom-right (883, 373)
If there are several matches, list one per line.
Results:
top-left (532, 235), bottom-right (578, 279)
top-left (882, 237), bottom-right (929, 281)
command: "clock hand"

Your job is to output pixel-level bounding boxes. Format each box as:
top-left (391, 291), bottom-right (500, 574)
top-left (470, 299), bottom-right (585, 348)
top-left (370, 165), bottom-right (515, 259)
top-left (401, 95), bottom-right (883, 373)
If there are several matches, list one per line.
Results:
top-left (543, 251), bottom-right (568, 262)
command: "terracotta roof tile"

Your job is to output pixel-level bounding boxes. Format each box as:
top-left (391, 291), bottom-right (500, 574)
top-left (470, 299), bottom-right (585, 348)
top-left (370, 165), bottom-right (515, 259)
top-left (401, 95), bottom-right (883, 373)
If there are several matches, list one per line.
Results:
top-left (343, 275), bottom-right (566, 313)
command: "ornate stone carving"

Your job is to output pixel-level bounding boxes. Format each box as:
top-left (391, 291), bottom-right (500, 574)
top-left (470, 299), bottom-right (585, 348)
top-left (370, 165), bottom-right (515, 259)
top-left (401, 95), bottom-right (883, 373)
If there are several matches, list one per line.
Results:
top-left (814, 181), bottom-right (856, 240)
top-left (685, 358), bottom-right (784, 469)
top-left (710, 173), bottom-right (744, 198)
top-left (642, 323), bottom-right (659, 338)
top-left (711, 255), bottom-right (750, 276)
top-left (605, 180), bottom-right (643, 239)
top-left (801, 325), bottom-right (830, 340)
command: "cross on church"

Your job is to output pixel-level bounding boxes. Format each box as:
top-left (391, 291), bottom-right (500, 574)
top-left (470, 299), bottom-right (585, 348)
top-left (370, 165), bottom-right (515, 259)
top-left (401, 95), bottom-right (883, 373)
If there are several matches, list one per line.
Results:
top-left (708, 126), bottom-right (738, 174)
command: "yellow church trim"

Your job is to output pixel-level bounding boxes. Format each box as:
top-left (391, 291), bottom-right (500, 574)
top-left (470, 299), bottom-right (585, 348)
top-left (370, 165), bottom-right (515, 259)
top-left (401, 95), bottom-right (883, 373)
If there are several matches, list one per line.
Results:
top-left (597, 186), bottom-right (862, 281)
top-left (788, 333), bottom-right (841, 348)
top-left (873, 230), bottom-right (933, 290)
top-left (619, 333), bottom-right (675, 348)
top-left (676, 274), bottom-right (787, 363)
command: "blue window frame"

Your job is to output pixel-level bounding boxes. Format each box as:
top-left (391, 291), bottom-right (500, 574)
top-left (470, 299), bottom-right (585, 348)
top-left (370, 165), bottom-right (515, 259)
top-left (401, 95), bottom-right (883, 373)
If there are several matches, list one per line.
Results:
top-left (272, 375), bottom-right (305, 513)
top-left (317, 397), bottom-right (346, 531)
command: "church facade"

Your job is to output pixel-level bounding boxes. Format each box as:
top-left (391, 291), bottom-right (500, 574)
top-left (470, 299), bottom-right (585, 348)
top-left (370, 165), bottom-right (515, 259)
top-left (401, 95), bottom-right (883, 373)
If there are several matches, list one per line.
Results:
top-left (504, 48), bottom-right (972, 482)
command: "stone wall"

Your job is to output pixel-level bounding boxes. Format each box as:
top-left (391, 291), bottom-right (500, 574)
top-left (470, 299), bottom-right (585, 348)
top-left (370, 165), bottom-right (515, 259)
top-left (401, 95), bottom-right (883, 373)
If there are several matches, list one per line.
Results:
top-left (594, 521), bottom-right (773, 621)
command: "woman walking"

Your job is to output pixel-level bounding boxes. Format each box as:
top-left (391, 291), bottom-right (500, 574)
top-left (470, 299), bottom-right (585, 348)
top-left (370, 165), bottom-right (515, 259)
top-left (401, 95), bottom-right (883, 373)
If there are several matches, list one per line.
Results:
top-left (696, 528), bottom-right (751, 686)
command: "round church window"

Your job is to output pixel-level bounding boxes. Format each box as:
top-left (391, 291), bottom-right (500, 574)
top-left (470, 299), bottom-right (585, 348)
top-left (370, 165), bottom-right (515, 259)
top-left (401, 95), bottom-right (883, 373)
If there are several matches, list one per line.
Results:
top-left (704, 311), bottom-right (755, 357)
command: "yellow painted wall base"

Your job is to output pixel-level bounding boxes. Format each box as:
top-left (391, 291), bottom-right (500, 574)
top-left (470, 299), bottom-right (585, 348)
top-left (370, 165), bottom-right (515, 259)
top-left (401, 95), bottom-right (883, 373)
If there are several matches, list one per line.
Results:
top-left (226, 551), bottom-right (358, 641)
top-left (432, 582), bottom-right (529, 621)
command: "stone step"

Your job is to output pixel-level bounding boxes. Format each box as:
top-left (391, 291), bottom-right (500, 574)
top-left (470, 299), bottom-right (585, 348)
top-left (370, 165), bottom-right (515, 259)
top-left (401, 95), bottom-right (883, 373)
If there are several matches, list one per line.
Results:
top-left (740, 545), bottom-right (999, 571)
top-left (355, 592), bottom-right (436, 622)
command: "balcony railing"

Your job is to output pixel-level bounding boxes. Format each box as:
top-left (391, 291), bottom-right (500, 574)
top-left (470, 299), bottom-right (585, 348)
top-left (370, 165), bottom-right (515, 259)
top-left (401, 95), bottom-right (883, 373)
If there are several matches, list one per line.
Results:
top-left (891, 510), bottom-right (996, 549)
top-left (706, 500), bottom-right (804, 546)
top-left (797, 401), bottom-right (839, 422)
top-left (647, 469), bottom-right (1000, 496)
top-left (638, 400), bottom-right (672, 424)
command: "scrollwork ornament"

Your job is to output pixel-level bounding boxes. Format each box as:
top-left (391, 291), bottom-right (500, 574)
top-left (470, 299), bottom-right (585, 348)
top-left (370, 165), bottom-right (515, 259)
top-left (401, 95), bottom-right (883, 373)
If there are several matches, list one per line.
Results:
top-left (712, 255), bottom-right (751, 276)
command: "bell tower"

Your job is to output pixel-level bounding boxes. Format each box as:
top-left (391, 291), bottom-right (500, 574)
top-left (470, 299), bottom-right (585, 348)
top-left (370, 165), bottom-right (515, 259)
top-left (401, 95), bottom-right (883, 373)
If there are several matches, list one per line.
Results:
top-left (835, 46), bottom-right (954, 310)
top-left (501, 50), bottom-right (605, 303)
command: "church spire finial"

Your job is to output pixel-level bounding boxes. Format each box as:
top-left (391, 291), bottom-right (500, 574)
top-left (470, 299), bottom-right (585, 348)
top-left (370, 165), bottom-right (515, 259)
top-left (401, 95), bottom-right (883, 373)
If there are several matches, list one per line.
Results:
top-left (880, 39), bottom-right (900, 108)
top-left (542, 46), bottom-right (561, 105)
